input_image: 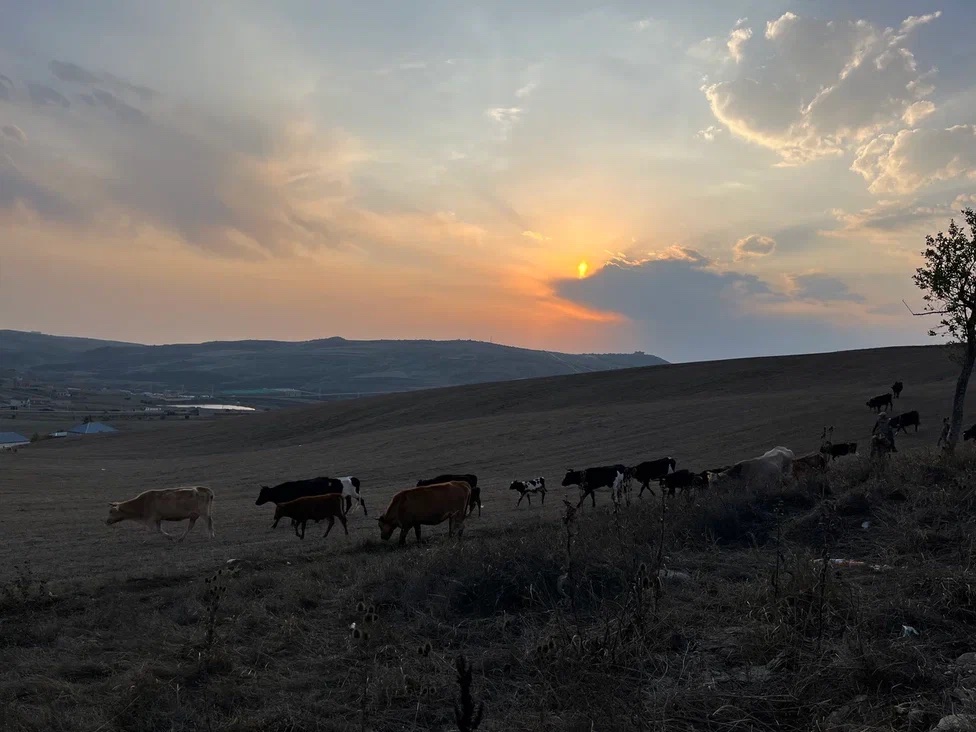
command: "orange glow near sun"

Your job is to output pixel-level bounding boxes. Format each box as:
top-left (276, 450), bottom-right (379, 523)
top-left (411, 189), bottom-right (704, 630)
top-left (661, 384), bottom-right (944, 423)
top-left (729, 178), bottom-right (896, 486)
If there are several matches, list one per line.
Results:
top-left (577, 260), bottom-right (589, 279)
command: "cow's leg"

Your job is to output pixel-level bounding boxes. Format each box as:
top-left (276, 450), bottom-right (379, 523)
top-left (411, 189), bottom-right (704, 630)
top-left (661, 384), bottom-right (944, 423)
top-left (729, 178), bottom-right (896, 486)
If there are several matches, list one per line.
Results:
top-left (358, 495), bottom-right (368, 517)
top-left (413, 525), bottom-right (422, 544)
top-left (176, 515), bottom-right (197, 542)
top-left (457, 512), bottom-right (466, 539)
top-left (206, 513), bottom-right (215, 539)
top-left (153, 520), bottom-right (174, 539)
top-left (516, 492), bottom-right (525, 507)
top-left (271, 516), bottom-right (280, 529)
top-left (399, 527), bottom-right (408, 546)
top-left (477, 498), bottom-right (482, 517)
top-left (323, 516), bottom-right (335, 539)
top-left (338, 512), bottom-right (349, 536)
top-left (344, 495), bottom-right (353, 515)
top-left (540, 489), bottom-right (546, 505)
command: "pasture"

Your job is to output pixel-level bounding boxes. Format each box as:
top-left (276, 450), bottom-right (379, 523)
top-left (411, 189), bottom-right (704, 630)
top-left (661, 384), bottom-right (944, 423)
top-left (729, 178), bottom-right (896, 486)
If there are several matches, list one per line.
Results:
top-left (2, 344), bottom-right (976, 730)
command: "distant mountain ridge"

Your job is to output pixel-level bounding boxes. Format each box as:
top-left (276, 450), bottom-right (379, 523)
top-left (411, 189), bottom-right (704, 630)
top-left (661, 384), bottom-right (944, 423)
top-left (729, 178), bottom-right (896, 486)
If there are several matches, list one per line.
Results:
top-left (0, 330), bottom-right (667, 395)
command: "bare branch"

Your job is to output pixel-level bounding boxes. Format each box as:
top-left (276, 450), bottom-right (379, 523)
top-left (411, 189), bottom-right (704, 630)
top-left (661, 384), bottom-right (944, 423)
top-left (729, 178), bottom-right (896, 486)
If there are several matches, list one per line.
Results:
top-left (902, 299), bottom-right (949, 316)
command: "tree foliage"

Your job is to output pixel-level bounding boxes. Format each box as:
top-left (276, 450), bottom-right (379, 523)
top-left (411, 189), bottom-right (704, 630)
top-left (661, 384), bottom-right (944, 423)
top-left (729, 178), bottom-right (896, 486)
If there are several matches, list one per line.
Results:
top-left (912, 208), bottom-right (976, 341)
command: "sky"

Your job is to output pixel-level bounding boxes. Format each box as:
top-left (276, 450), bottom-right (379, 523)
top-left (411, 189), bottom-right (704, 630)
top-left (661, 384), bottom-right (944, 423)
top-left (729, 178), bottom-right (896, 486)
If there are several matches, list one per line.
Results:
top-left (1, 1), bottom-right (975, 363)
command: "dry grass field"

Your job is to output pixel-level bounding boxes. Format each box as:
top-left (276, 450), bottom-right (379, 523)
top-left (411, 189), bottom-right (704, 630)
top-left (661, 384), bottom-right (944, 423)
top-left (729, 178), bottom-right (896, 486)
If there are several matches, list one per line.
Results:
top-left (2, 344), bottom-right (976, 731)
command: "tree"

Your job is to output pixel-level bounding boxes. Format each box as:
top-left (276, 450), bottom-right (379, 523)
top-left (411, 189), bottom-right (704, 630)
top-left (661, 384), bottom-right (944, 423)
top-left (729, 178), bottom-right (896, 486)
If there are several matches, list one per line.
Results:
top-left (912, 207), bottom-right (976, 453)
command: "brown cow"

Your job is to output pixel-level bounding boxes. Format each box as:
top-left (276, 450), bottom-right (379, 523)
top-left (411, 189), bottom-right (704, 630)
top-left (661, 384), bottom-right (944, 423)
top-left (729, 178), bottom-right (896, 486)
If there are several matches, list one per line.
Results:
top-left (272, 494), bottom-right (348, 540)
top-left (377, 481), bottom-right (471, 546)
top-left (106, 486), bottom-right (215, 541)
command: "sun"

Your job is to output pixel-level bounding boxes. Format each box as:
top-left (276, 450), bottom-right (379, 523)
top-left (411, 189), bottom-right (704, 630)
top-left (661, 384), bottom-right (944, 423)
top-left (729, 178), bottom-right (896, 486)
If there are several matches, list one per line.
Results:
top-left (577, 261), bottom-right (589, 279)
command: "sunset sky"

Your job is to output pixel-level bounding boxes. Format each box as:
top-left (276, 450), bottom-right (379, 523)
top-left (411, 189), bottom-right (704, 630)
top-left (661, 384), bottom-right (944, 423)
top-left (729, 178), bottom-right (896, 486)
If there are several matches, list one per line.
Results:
top-left (2, 1), bottom-right (975, 363)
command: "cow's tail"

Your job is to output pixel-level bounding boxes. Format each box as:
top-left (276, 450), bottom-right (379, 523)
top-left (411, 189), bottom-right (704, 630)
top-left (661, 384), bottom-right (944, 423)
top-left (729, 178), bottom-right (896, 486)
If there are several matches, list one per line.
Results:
top-left (200, 486), bottom-right (216, 538)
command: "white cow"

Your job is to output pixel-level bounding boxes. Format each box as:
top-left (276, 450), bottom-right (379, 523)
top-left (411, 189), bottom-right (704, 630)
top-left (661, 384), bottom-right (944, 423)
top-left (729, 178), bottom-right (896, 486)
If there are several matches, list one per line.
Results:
top-left (709, 446), bottom-right (795, 489)
top-left (106, 485), bottom-right (215, 541)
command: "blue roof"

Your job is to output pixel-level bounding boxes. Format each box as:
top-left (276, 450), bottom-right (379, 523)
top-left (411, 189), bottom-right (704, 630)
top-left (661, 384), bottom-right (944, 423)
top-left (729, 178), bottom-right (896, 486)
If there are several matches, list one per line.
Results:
top-left (0, 432), bottom-right (29, 444)
top-left (67, 422), bottom-right (117, 434)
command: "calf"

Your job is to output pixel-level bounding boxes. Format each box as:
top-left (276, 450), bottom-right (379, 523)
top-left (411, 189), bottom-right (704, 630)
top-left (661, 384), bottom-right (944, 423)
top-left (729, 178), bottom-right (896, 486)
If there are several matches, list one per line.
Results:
top-left (632, 457), bottom-right (676, 498)
top-left (378, 481), bottom-right (471, 546)
top-left (563, 464), bottom-right (629, 508)
top-left (658, 469), bottom-right (702, 496)
top-left (256, 476), bottom-right (366, 516)
top-left (890, 410), bottom-right (920, 434)
top-left (892, 381), bottom-right (904, 399)
top-left (866, 393), bottom-right (893, 413)
top-left (106, 486), bottom-right (215, 541)
top-left (417, 473), bottom-right (481, 517)
top-left (272, 494), bottom-right (348, 540)
top-left (509, 477), bottom-right (546, 506)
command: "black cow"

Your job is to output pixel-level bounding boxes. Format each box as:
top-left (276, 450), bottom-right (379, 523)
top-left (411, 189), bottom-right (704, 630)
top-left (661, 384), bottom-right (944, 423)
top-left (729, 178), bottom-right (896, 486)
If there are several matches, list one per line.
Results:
top-left (890, 410), bottom-right (920, 434)
top-left (964, 424), bottom-right (976, 442)
top-left (509, 477), bottom-right (546, 506)
top-left (658, 469), bottom-right (703, 496)
top-left (632, 457), bottom-right (676, 497)
top-left (820, 441), bottom-right (857, 460)
top-left (562, 464), bottom-right (628, 508)
top-left (255, 476), bottom-right (366, 516)
top-left (866, 393), bottom-right (893, 413)
top-left (892, 381), bottom-right (904, 399)
top-left (416, 473), bottom-right (481, 516)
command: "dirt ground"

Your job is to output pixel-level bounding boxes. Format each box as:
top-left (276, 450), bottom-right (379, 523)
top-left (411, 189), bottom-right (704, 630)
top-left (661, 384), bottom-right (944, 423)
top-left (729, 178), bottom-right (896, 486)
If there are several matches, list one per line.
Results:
top-left (0, 344), bottom-right (968, 588)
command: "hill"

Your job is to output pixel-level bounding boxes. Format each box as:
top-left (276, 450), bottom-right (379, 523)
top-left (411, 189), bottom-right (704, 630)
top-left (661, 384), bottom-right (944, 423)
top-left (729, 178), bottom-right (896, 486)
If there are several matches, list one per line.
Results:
top-left (2, 343), bottom-right (974, 731)
top-left (0, 329), bottom-right (667, 395)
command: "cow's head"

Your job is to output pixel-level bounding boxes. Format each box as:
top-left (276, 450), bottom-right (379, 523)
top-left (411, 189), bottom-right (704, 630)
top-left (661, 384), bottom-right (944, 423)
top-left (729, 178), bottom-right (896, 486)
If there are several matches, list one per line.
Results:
top-left (508, 480), bottom-right (522, 491)
top-left (255, 486), bottom-right (272, 506)
top-left (377, 515), bottom-right (396, 541)
top-left (106, 502), bottom-right (126, 525)
top-left (561, 469), bottom-right (581, 487)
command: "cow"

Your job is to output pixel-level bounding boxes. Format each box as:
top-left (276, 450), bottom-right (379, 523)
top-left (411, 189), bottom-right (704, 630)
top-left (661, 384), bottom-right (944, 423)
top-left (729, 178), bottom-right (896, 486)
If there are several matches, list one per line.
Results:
top-left (509, 477), bottom-right (546, 506)
top-left (255, 476), bottom-right (367, 516)
top-left (658, 469), bottom-right (703, 496)
top-left (106, 486), bottom-right (215, 541)
top-left (964, 423), bottom-right (976, 442)
top-left (563, 464), bottom-right (629, 508)
top-left (631, 457), bottom-right (677, 498)
top-left (892, 381), bottom-right (904, 399)
top-left (866, 393), bottom-right (893, 413)
top-left (709, 447), bottom-right (795, 489)
top-left (271, 494), bottom-right (348, 540)
top-left (416, 474), bottom-right (481, 517)
top-left (377, 481), bottom-right (471, 546)
top-left (890, 410), bottom-right (920, 434)
top-left (820, 441), bottom-right (857, 461)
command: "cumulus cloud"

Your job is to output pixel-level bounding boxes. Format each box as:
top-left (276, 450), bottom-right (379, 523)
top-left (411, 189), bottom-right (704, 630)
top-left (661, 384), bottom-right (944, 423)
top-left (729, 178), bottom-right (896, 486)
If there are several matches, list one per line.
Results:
top-left (1, 125), bottom-right (27, 144)
top-left (851, 125), bottom-right (976, 194)
top-left (733, 234), bottom-right (776, 260)
top-left (555, 249), bottom-right (878, 362)
top-left (700, 11), bottom-right (941, 164)
top-left (789, 273), bottom-right (864, 303)
top-left (727, 26), bottom-right (752, 63)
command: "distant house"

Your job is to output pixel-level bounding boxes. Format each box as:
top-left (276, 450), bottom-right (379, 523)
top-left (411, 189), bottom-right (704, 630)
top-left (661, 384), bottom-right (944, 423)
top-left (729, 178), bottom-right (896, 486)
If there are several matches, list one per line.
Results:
top-left (0, 432), bottom-right (30, 450)
top-left (67, 422), bottom-right (118, 435)
top-left (48, 431), bottom-right (68, 438)
top-left (8, 398), bottom-right (30, 409)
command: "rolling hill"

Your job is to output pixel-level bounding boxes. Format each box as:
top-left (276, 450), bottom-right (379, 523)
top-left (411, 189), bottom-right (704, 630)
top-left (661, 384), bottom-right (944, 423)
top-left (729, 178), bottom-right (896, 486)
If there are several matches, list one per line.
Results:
top-left (0, 329), bottom-right (667, 395)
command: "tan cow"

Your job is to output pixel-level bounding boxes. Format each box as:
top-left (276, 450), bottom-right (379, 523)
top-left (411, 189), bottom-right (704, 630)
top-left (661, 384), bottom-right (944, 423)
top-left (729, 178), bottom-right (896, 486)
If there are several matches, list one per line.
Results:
top-left (106, 486), bottom-right (215, 541)
top-left (377, 481), bottom-right (471, 546)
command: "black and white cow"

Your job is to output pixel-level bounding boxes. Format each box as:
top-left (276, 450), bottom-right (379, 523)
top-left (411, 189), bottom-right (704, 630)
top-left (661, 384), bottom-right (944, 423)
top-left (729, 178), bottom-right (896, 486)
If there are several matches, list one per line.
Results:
top-left (255, 475), bottom-right (367, 516)
top-left (562, 464), bottom-right (629, 508)
top-left (632, 457), bottom-right (676, 497)
top-left (509, 477), bottom-right (546, 506)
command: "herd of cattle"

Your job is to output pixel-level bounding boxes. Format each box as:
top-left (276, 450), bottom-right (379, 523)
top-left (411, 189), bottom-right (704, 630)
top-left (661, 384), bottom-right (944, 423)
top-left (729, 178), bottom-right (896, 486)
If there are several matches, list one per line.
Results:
top-left (103, 377), bottom-right (976, 547)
